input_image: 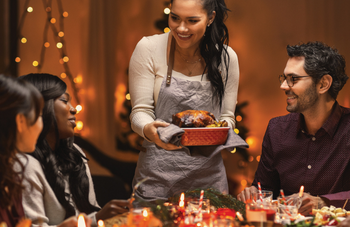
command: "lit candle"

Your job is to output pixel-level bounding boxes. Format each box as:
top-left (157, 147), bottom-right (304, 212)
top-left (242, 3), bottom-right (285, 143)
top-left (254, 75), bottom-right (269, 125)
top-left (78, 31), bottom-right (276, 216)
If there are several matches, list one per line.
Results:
top-left (97, 220), bottom-right (105, 227)
top-left (236, 212), bottom-right (244, 221)
top-left (179, 193), bottom-right (185, 208)
top-left (299, 186), bottom-right (304, 197)
top-left (77, 214), bottom-right (86, 227)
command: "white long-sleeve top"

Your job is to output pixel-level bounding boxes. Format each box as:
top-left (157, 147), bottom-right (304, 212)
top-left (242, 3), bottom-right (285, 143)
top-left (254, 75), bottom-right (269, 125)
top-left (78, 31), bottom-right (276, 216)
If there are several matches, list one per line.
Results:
top-left (129, 32), bottom-right (240, 138)
top-left (16, 144), bottom-right (100, 227)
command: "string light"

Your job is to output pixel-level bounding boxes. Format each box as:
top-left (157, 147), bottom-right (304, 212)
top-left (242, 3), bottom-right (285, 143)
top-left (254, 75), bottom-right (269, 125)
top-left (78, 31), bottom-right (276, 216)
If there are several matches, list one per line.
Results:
top-left (60, 73), bottom-right (67, 78)
top-left (230, 148), bottom-right (236, 154)
top-left (76, 105), bottom-right (83, 113)
top-left (32, 61), bottom-right (39, 67)
top-left (15, 57), bottom-right (21, 63)
top-left (234, 128), bottom-right (239, 134)
top-left (73, 75), bottom-right (83, 84)
top-left (27, 7), bottom-right (34, 13)
top-left (58, 31), bottom-right (64, 37)
top-left (56, 42), bottom-right (63, 48)
top-left (76, 121), bottom-right (84, 130)
top-left (164, 8), bottom-right (170, 14)
top-left (63, 56), bottom-right (69, 62)
top-left (164, 27), bottom-right (170, 33)
top-left (125, 93), bottom-right (131, 100)
top-left (256, 155), bottom-right (261, 162)
top-left (50, 18), bottom-right (56, 24)
top-left (44, 42), bottom-right (50, 48)
top-left (62, 11), bottom-right (68, 17)
top-left (21, 37), bottom-right (27, 43)
top-left (236, 115), bottom-right (242, 122)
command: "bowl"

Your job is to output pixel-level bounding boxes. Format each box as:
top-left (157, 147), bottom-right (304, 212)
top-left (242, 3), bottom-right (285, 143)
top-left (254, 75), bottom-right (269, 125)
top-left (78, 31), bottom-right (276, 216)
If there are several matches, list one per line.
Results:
top-left (181, 127), bottom-right (229, 146)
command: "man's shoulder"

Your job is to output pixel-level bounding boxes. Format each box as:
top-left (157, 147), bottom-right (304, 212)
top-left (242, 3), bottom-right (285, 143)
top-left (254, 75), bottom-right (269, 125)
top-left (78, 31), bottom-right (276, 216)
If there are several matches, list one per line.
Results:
top-left (269, 113), bottom-right (299, 126)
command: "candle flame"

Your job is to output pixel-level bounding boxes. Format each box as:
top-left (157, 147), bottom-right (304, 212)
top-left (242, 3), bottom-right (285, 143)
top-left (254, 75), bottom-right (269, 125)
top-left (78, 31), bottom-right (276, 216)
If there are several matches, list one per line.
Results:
top-left (299, 186), bottom-right (304, 197)
top-left (179, 193), bottom-right (185, 207)
top-left (142, 209), bottom-right (148, 217)
top-left (77, 215), bottom-right (86, 227)
top-left (97, 220), bottom-right (105, 227)
top-left (236, 211), bottom-right (244, 221)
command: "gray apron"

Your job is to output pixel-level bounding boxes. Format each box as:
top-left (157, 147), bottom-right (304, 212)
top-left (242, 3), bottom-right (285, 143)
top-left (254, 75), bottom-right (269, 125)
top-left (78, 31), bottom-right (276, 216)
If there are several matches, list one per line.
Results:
top-left (132, 75), bottom-right (228, 203)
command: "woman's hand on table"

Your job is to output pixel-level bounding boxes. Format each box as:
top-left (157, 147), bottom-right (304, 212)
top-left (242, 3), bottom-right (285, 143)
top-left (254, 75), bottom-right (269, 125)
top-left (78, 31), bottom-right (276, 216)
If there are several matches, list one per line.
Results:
top-left (143, 121), bottom-right (182, 150)
top-left (58, 213), bottom-right (92, 227)
top-left (95, 199), bottom-right (132, 221)
top-left (237, 186), bottom-right (258, 203)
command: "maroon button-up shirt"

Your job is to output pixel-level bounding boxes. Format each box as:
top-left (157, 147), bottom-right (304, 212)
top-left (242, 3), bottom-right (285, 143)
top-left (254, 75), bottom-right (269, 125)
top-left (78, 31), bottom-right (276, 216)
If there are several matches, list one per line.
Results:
top-left (252, 101), bottom-right (350, 209)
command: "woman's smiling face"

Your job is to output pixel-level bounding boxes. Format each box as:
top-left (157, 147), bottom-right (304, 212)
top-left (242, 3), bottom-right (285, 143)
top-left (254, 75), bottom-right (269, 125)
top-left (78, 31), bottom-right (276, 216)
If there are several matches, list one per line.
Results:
top-left (54, 91), bottom-right (77, 139)
top-left (169, 0), bottom-right (214, 51)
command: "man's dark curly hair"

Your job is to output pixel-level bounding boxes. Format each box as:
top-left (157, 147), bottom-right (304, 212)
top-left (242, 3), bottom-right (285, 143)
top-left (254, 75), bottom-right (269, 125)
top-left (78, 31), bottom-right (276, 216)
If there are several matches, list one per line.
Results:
top-left (287, 41), bottom-right (348, 100)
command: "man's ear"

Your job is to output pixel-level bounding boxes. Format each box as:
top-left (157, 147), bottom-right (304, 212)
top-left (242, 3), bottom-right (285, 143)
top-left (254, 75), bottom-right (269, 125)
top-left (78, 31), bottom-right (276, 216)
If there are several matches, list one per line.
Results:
top-left (16, 113), bottom-right (27, 133)
top-left (318, 74), bottom-right (332, 94)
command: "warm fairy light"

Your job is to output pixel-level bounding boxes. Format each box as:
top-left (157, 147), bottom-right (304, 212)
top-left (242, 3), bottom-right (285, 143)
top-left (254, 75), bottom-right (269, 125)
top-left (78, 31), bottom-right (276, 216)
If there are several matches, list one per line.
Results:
top-left (125, 93), bottom-right (131, 100)
top-left (63, 56), bottom-right (69, 62)
top-left (44, 42), bottom-right (50, 48)
top-left (236, 115), bottom-right (242, 122)
top-left (299, 186), bottom-right (304, 197)
top-left (74, 75), bottom-right (83, 84)
top-left (56, 42), bottom-right (63, 48)
top-left (58, 31), bottom-right (64, 37)
top-left (142, 209), bottom-right (148, 218)
top-left (248, 156), bottom-right (254, 162)
top-left (234, 128), bottom-right (239, 134)
top-left (63, 11), bottom-right (69, 17)
top-left (76, 121), bottom-right (83, 130)
top-left (59, 59), bottom-right (64, 64)
top-left (230, 148), bottom-right (236, 154)
top-left (32, 61), bottom-right (39, 67)
top-left (27, 7), bottom-right (34, 13)
top-left (21, 37), bottom-right (27, 43)
top-left (246, 136), bottom-right (258, 149)
top-left (256, 155), bottom-right (261, 162)
top-left (164, 27), bottom-right (170, 33)
top-left (179, 193), bottom-right (185, 207)
top-left (97, 220), bottom-right (105, 227)
top-left (15, 57), bottom-right (21, 63)
top-left (60, 73), bottom-right (67, 78)
top-left (50, 18), bottom-right (56, 24)
top-left (164, 8), bottom-right (170, 14)
top-left (77, 214), bottom-right (86, 227)
top-left (76, 105), bottom-right (83, 113)
top-left (241, 179), bottom-right (247, 186)
top-left (46, 7), bottom-right (51, 12)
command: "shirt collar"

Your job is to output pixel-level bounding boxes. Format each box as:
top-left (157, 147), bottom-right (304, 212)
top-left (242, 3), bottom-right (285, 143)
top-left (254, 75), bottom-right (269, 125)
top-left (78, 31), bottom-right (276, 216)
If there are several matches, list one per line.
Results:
top-left (297, 101), bottom-right (342, 137)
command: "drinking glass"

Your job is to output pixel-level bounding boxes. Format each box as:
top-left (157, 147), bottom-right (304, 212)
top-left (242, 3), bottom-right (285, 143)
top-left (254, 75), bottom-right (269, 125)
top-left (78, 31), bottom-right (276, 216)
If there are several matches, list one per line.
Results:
top-left (246, 201), bottom-right (277, 222)
top-left (251, 190), bottom-right (273, 203)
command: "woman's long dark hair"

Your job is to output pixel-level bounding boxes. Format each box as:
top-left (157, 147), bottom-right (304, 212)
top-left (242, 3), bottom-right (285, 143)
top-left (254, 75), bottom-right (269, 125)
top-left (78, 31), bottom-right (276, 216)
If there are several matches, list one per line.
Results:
top-left (0, 74), bottom-right (43, 209)
top-left (19, 73), bottom-right (100, 218)
top-left (171, 0), bottom-right (230, 108)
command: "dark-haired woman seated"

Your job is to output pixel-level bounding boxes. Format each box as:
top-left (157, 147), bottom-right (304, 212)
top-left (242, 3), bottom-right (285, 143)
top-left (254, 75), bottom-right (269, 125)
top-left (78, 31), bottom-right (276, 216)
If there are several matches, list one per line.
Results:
top-left (18, 73), bottom-right (130, 227)
top-left (0, 74), bottom-right (43, 227)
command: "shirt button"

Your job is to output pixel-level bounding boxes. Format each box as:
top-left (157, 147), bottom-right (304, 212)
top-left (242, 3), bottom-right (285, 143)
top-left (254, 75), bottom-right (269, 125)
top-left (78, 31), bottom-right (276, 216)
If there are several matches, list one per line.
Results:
top-left (312, 137), bottom-right (316, 141)
top-left (308, 165), bottom-right (312, 169)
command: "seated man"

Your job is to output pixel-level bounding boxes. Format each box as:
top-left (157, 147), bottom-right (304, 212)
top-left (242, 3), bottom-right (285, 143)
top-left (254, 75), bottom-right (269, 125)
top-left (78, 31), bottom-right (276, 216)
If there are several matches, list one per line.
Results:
top-left (237, 41), bottom-right (350, 215)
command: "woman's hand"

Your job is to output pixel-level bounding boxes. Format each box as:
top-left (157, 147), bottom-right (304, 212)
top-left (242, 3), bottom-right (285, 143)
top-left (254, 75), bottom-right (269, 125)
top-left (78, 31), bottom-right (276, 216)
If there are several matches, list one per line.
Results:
top-left (58, 214), bottom-right (92, 227)
top-left (95, 199), bottom-right (132, 221)
top-left (237, 186), bottom-right (258, 203)
top-left (143, 121), bottom-right (182, 150)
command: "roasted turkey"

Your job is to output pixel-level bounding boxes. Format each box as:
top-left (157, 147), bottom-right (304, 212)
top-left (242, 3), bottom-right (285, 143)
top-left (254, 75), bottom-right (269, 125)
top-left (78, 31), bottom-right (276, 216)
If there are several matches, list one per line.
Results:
top-left (172, 110), bottom-right (217, 127)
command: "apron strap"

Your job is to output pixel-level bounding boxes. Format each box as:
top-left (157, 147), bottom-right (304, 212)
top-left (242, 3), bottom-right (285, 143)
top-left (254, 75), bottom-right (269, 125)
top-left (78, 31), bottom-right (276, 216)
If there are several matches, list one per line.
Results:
top-left (166, 36), bottom-right (176, 86)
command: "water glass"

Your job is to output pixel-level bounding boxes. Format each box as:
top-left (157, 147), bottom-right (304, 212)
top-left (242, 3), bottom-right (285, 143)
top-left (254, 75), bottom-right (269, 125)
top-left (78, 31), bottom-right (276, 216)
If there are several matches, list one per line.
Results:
top-left (251, 190), bottom-right (273, 203)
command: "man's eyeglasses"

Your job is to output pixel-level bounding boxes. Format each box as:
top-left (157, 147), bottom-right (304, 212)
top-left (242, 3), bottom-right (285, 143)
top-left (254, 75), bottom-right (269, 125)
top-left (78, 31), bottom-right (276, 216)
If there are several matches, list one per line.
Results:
top-left (279, 74), bottom-right (309, 87)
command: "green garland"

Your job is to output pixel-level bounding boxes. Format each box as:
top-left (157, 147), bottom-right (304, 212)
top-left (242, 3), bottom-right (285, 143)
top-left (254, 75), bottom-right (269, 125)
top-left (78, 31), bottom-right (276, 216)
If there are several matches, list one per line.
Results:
top-left (135, 188), bottom-right (246, 226)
